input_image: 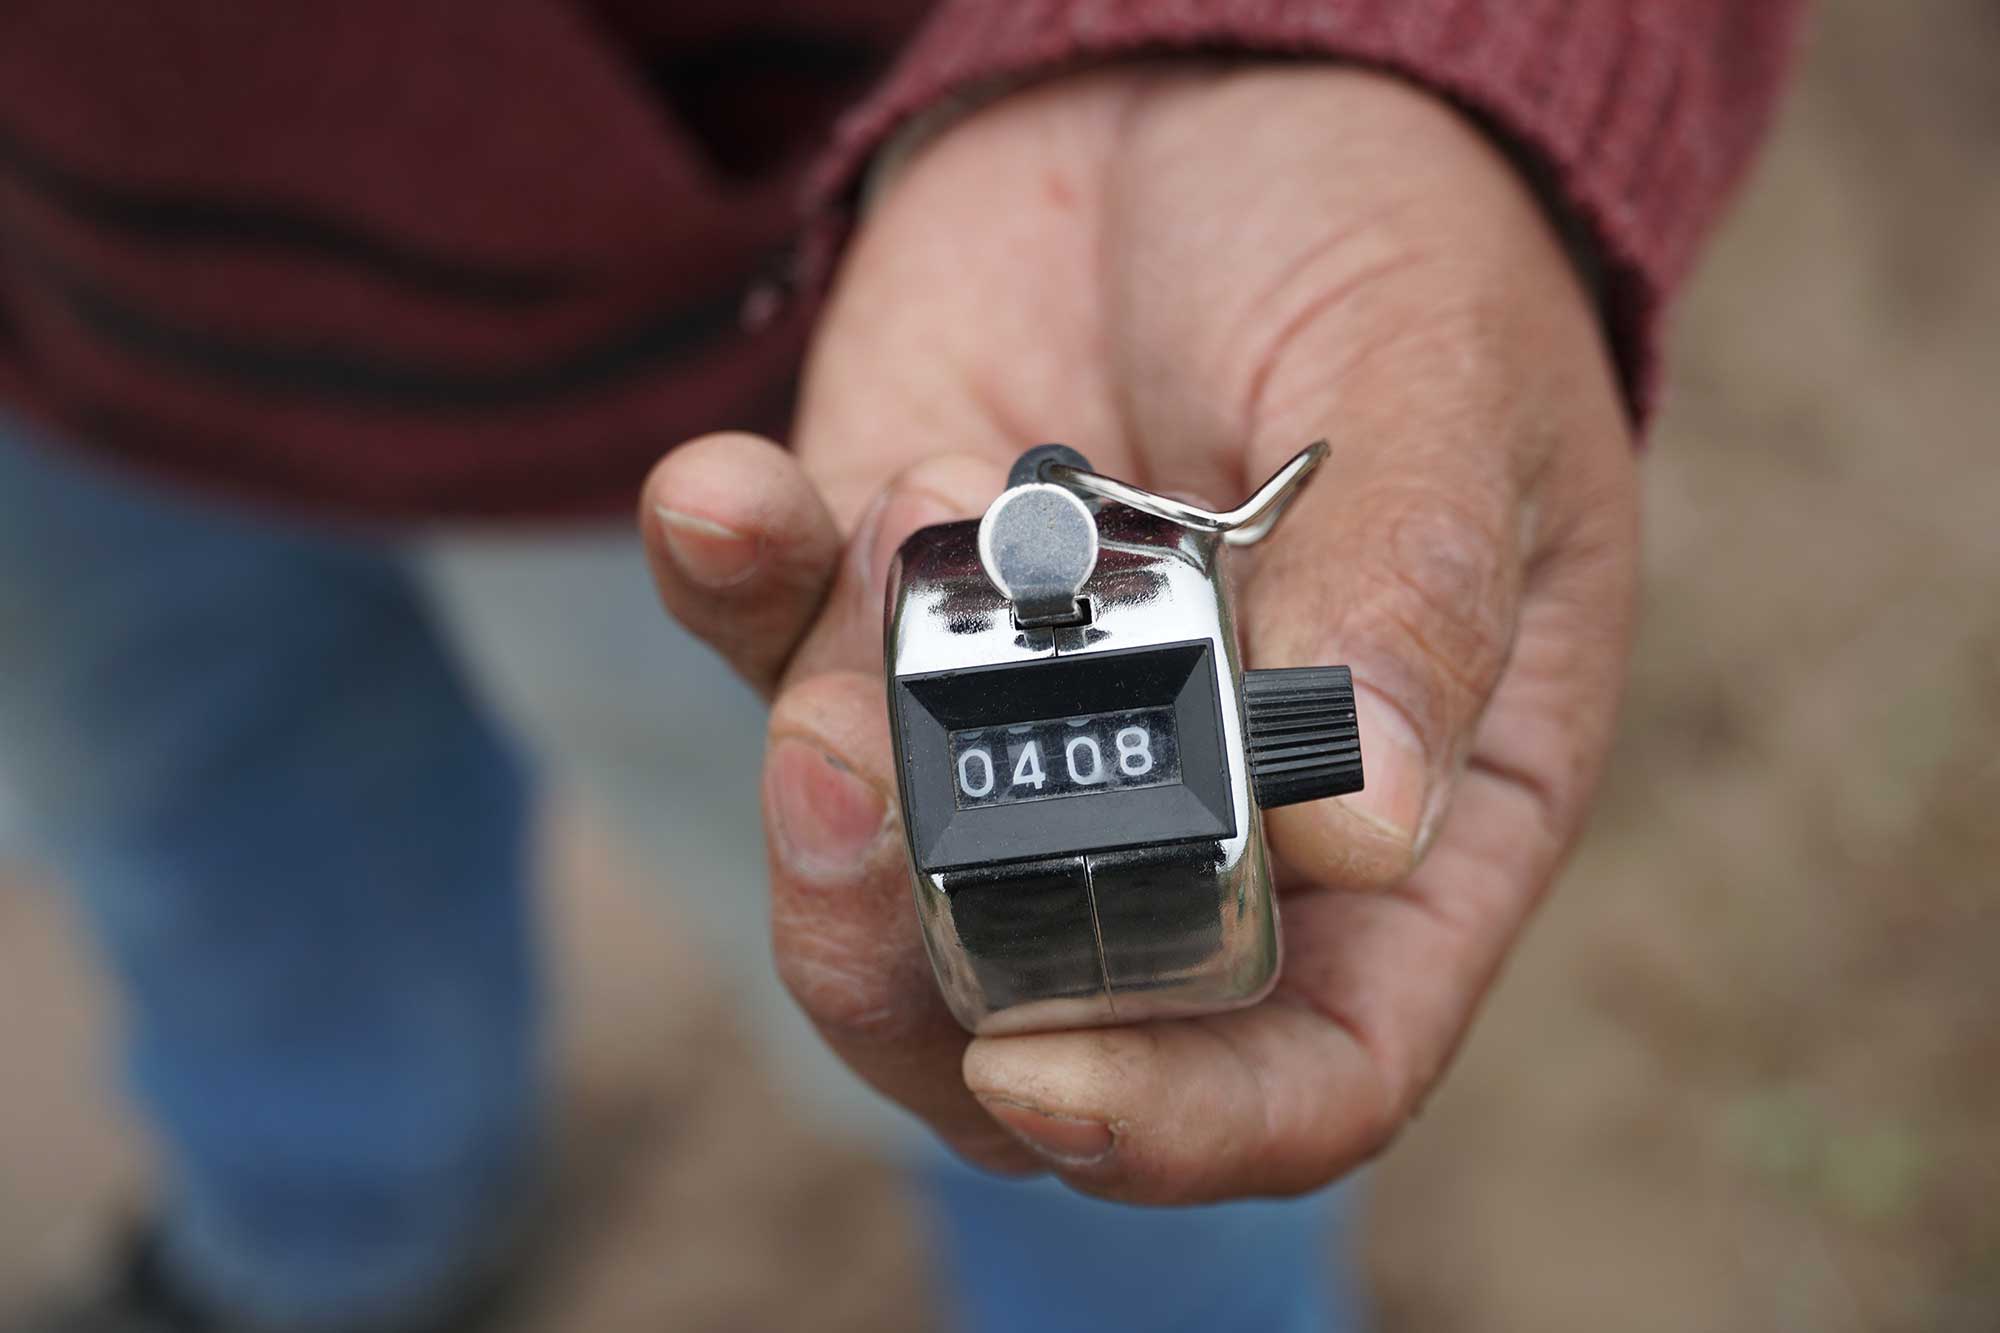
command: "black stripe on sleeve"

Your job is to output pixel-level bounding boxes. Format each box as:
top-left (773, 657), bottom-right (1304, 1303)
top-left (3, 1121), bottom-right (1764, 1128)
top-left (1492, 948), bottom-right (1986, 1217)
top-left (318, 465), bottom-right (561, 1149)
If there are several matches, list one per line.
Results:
top-left (9, 226), bottom-right (759, 412)
top-left (0, 128), bottom-right (586, 309)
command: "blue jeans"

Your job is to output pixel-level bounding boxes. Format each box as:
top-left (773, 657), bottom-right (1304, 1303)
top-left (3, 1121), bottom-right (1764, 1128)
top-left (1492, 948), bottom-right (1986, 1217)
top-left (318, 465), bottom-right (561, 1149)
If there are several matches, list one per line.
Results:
top-left (0, 423), bottom-right (1365, 1332)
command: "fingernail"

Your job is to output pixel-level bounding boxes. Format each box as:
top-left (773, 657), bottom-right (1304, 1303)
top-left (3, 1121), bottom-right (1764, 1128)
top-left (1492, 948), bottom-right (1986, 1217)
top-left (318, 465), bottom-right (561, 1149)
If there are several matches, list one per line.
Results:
top-left (656, 505), bottom-right (761, 589)
top-left (767, 737), bottom-right (889, 885)
top-left (977, 1095), bottom-right (1115, 1167)
top-left (1347, 684), bottom-right (1429, 846)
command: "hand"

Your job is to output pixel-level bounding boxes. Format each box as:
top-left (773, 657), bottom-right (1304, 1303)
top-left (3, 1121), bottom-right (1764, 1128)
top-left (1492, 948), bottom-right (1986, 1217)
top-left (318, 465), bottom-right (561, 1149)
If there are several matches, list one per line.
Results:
top-left (642, 64), bottom-right (1638, 1203)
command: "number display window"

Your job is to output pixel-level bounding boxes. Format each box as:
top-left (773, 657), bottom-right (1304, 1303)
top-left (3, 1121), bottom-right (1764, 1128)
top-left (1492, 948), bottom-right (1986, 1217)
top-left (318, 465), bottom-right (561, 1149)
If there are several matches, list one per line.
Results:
top-left (949, 707), bottom-right (1182, 810)
top-left (893, 640), bottom-right (1236, 872)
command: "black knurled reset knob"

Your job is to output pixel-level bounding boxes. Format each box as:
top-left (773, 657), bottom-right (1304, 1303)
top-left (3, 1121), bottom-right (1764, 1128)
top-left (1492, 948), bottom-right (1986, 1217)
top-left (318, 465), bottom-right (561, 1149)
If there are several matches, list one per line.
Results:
top-left (1243, 666), bottom-right (1364, 809)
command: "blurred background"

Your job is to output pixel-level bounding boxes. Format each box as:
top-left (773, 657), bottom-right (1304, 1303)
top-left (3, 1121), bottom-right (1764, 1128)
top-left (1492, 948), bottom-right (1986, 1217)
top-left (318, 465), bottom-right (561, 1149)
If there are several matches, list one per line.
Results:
top-left (2, 1), bottom-right (1994, 1329)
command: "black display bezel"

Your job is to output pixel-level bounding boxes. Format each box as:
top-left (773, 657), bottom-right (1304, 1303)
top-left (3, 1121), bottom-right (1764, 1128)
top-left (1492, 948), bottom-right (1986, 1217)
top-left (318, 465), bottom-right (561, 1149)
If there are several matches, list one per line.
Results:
top-left (894, 641), bottom-right (1236, 873)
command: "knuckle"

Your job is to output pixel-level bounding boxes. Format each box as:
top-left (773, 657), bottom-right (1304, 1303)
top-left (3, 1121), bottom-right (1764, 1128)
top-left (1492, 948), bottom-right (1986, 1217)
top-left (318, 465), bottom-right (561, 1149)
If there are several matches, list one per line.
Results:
top-left (766, 671), bottom-right (843, 732)
top-left (883, 452), bottom-right (1009, 525)
top-left (771, 927), bottom-right (920, 1046)
top-left (1314, 1047), bottom-right (1417, 1180)
top-left (1354, 1067), bottom-right (1419, 1163)
top-left (855, 454), bottom-right (1005, 606)
top-left (901, 450), bottom-right (1007, 495)
top-left (1256, 1070), bottom-right (1408, 1199)
top-left (1344, 481), bottom-right (1518, 720)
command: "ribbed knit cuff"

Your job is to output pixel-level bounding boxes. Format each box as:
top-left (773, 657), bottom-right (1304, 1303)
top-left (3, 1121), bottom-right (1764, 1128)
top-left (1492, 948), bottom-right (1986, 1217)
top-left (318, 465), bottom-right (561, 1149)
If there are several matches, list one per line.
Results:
top-left (802, 0), bottom-right (1807, 425)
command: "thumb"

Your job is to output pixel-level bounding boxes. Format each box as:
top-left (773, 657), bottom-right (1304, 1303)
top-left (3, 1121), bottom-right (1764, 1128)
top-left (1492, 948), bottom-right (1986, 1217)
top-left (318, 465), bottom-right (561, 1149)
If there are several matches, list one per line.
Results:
top-left (641, 432), bottom-right (842, 697)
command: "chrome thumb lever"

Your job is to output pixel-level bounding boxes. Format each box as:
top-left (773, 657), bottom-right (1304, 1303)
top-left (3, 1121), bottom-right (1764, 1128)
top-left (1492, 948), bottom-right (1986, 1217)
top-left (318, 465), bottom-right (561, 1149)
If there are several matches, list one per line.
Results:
top-left (1041, 440), bottom-right (1329, 547)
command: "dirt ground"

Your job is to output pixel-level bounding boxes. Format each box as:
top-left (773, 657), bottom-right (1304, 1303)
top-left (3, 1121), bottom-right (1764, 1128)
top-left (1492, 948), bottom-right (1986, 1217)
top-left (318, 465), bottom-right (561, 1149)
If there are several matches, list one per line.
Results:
top-left (2, 1), bottom-right (1995, 1329)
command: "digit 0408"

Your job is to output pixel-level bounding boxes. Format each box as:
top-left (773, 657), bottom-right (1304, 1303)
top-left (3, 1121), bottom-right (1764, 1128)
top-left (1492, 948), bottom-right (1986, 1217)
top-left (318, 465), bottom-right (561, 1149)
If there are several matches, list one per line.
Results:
top-left (946, 705), bottom-right (1183, 810)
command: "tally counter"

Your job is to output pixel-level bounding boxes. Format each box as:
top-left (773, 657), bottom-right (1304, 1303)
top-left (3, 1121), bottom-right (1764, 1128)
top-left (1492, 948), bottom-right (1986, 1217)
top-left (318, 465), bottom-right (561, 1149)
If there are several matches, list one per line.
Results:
top-left (885, 443), bottom-right (1365, 1035)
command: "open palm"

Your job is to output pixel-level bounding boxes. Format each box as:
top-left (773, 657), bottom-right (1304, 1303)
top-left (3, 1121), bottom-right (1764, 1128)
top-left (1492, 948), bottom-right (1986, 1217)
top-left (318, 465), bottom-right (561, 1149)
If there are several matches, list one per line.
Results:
top-left (644, 63), bottom-right (1638, 1203)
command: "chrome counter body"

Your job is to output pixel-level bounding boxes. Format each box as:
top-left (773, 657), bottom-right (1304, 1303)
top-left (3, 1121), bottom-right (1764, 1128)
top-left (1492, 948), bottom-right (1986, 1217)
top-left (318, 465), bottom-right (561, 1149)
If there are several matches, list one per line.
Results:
top-left (886, 505), bottom-right (1279, 1035)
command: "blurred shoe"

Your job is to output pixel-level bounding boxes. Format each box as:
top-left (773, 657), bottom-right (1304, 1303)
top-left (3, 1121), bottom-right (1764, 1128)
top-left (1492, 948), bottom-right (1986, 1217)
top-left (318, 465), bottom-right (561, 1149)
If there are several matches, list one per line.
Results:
top-left (6, 1222), bottom-right (523, 1333)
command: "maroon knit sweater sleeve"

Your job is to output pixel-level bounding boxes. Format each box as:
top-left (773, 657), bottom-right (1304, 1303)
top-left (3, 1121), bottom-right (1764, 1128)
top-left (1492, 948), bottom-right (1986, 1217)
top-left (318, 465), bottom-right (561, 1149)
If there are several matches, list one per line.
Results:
top-left (804, 0), bottom-right (1809, 419)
